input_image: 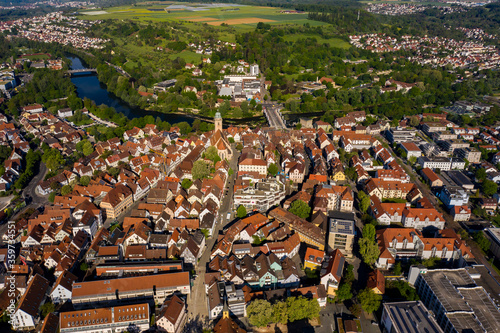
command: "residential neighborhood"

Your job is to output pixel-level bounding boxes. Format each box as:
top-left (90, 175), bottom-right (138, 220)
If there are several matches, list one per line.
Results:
top-left (2, 99), bottom-right (500, 333)
top-left (1, 1), bottom-right (500, 333)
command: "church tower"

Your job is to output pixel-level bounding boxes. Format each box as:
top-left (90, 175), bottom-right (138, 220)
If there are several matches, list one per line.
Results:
top-left (214, 111), bottom-right (222, 132)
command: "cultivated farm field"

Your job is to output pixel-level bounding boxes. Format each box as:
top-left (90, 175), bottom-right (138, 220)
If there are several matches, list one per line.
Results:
top-left (78, 3), bottom-right (327, 29)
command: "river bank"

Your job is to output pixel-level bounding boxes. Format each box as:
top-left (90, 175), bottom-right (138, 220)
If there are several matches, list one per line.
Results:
top-left (67, 54), bottom-right (270, 127)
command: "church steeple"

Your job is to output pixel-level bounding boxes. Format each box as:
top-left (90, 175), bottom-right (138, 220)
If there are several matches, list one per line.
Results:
top-left (222, 287), bottom-right (230, 319)
top-left (215, 111), bottom-right (222, 132)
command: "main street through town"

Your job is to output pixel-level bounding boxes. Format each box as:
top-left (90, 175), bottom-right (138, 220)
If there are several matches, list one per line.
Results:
top-left (184, 144), bottom-right (241, 331)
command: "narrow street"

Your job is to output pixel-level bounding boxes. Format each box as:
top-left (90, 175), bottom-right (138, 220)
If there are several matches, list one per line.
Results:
top-left (185, 145), bottom-right (240, 329)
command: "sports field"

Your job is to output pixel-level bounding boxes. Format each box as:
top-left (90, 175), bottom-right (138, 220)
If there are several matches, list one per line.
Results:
top-left (78, 3), bottom-right (327, 29)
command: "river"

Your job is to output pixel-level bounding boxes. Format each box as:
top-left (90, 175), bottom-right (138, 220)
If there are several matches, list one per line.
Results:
top-left (67, 55), bottom-right (195, 125)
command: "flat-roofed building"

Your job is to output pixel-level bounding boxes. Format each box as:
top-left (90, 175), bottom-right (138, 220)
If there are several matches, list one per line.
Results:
top-left (327, 211), bottom-right (355, 257)
top-left (454, 147), bottom-right (481, 164)
top-left (485, 228), bottom-right (500, 260)
top-left (386, 128), bottom-right (417, 143)
top-left (71, 272), bottom-right (190, 308)
top-left (60, 303), bottom-right (150, 333)
top-left (381, 301), bottom-right (444, 333)
top-left (413, 268), bottom-right (500, 333)
top-left (418, 157), bottom-right (466, 171)
top-left (438, 140), bottom-right (469, 153)
top-left (233, 179), bottom-right (285, 212)
top-left (443, 170), bottom-right (474, 191)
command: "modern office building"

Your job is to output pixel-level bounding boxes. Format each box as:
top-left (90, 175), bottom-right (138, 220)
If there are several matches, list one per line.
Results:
top-left (327, 211), bottom-right (355, 256)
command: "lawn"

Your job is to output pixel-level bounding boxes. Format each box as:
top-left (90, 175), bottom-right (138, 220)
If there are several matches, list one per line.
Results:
top-left (283, 34), bottom-right (351, 49)
top-left (20, 53), bottom-right (51, 61)
top-left (168, 50), bottom-right (202, 63)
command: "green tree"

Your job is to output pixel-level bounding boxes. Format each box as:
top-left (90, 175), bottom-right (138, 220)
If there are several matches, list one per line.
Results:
top-left (288, 200), bottom-right (311, 219)
top-left (268, 163), bottom-right (279, 176)
top-left (272, 301), bottom-right (288, 325)
top-left (247, 299), bottom-right (273, 327)
top-left (181, 178), bottom-right (193, 190)
top-left (473, 232), bottom-right (491, 253)
top-left (237, 205), bottom-right (247, 219)
top-left (286, 296), bottom-right (320, 322)
top-left (344, 264), bottom-right (355, 285)
top-left (48, 192), bottom-right (56, 203)
top-left (79, 176), bottom-right (91, 186)
top-left (42, 148), bottom-right (64, 171)
top-left (362, 224), bottom-right (376, 241)
top-left (359, 237), bottom-right (379, 265)
top-left (82, 141), bottom-right (94, 156)
top-left (345, 167), bottom-right (358, 181)
top-left (192, 160), bottom-right (211, 180)
top-left (40, 302), bottom-right (55, 318)
top-left (358, 190), bottom-right (370, 213)
top-left (392, 262), bottom-right (402, 276)
top-left (80, 262), bottom-right (89, 271)
top-left (409, 116), bottom-right (420, 127)
top-left (481, 179), bottom-right (498, 197)
top-left (61, 185), bottom-right (72, 196)
top-left (335, 282), bottom-right (353, 303)
top-left (205, 146), bottom-right (220, 164)
top-left (475, 168), bottom-right (487, 182)
top-left (357, 288), bottom-right (382, 314)
top-left (200, 229), bottom-right (210, 239)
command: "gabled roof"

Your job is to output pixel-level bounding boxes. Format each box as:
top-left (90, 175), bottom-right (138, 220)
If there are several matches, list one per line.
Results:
top-left (159, 294), bottom-right (185, 325)
top-left (52, 270), bottom-right (77, 293)
top-left (16, 273), bottom-right (50, 317)
top-left (367, 269), bottom-right (385, 294)
top-left (321, 249), bottom-right (344, 282)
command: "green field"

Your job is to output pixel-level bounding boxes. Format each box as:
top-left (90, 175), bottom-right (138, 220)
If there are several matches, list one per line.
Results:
top-left (283, 34), bottom-right (351, 49)
top-left (20, 54), bottom-right (50, 61)
top-left (79, 3), bottom-right (328, 30)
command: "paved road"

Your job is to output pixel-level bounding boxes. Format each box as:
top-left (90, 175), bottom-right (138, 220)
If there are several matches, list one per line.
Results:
top-left (263, 104), bottom-right (287, 129)
top-left (22, 161), bottom-right (48, 206)
top-left (86, 112), bottom-right (117, 128)
top-left (186, 146), bottom-right (240, 327)
top-left (0, 162), bottom-right (48, 245)
top-left (0, 195), bottom-right (13, 211)
top-left (105, 61), bottom-right (131, 78)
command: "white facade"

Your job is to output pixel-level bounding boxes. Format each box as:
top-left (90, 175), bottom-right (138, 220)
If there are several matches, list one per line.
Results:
top-left (50, 284), bottom-right (72, 304)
